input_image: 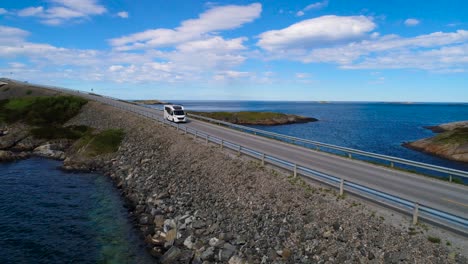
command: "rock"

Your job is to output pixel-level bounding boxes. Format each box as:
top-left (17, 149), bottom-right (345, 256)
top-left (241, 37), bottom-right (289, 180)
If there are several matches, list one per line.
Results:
top-left (163, 219), bottom-right (176, 232)
top-left (323, 231), bottom-right (332, 238)
top-left (33, 143), bottom-right (66, 160)
top-left (219, 243), bottom-right (236, 261)
top-left (0, 150), bottom-right (17, 162)
top-left (200, 246), bottom-right (215, 261)
top-left (183, 235), bottom-right (195, 249)
top-left (192, 220), bottom-right (206, 229)
top-left (164, 229), bottom-right (177, 248)
top-left (160, 246), bottom-right (182, 264)
top-left (229, 255), bottom-right (247, 264)
top-left (154, 215), bottom-right (165, 228)
top-left (209, 237), bottom-right (222, 247)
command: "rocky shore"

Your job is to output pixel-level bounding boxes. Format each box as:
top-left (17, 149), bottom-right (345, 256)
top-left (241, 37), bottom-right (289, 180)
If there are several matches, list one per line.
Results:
top-left (1, 84), bottom-right (466, 263)
top-left (404, 121), bottom-right (468, 163)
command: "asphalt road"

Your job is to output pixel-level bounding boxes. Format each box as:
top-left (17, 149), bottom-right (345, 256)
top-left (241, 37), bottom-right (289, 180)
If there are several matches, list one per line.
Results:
top-left (6, 79), bottom-right (468, 223)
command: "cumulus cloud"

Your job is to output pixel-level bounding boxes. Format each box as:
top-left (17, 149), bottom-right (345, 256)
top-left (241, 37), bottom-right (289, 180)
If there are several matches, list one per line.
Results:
top-left (258, 15), bottom-right (376, 51)
top-left (117, 11), bottom-right (129, 18)
top-left (404, 18), bottom-right (420, 26)
top-left (296, 0), bottom-right (329, 16)
top-left (16, 0), bottom-right (106, 25)
top-left (110, 3), bottom-right (261, 50)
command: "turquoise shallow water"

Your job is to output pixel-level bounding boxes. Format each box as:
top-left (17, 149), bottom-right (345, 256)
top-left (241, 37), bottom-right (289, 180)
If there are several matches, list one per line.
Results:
top-left (0, 157), bottom-right (155, 264)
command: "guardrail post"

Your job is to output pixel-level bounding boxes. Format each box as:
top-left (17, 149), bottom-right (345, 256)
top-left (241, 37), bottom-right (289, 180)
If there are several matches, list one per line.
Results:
top-left (339, 179), bottom-right (344, 196)
top-left (220, 140), bottom-right (224, 150)
top-left (177, 123), bottom-right (179, 131)
top-left (390, 162), bottom-right (394, 168)
top-left (412, 203), bottom-right (419, 225)
top-left (195, 131), bottom-right (197, 139)
top-left (184, 127), bottom-right (187, 135)
top-left (238, 145), bottom-right (241, 156)
top-left (261, 153), bottom-right (265, 166)
top-left (347, 153), bottom-right (352, 159)
top-left (449, 175), bottom-right (452, 182)
top-left (293, 164), bottom-right (297, 177)
top-left (206, 135), bottom-right (209, 144)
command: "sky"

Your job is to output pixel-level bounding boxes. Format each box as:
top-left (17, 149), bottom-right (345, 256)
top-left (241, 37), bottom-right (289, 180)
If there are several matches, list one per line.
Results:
top-left (0, 0), bottom-right (467, 102)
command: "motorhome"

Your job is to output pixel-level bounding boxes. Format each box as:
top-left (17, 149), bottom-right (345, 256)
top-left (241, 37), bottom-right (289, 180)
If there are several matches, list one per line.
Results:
top-left (164, 104), bottom-right (187, 123)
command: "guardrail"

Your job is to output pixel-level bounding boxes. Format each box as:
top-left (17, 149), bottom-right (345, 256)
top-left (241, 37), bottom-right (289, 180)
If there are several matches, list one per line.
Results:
top-left (112, 103), bottom-right (468, 233)
top-left (187, 113), bottom-right (468, 182)
top-left (6, 79), bottom-right (468, 234)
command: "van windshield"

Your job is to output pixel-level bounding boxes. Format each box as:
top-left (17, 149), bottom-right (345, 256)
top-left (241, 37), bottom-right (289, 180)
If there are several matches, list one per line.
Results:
top-left (174, 110), bottom-right (185, 115)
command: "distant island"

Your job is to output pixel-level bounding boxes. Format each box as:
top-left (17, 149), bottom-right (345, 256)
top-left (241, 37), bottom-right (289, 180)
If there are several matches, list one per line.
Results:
top-left (133, 99), bottom-right (168, 105)
top-left (191, 111), bottom-right (318, 126)
top-left (403, 121), bottom-right (468, 163)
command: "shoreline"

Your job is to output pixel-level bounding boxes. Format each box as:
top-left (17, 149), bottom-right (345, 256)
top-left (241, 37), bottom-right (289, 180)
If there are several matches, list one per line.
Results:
top-left (1, 83), bottom-right (467, 263)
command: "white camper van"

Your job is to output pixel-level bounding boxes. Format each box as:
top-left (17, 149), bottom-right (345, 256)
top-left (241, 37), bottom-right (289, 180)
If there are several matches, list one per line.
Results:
top-left (164, 104), bottom-right (187, 123)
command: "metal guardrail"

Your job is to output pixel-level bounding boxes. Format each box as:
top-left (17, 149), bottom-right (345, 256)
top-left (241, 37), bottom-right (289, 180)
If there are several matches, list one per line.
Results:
top-left (6, 79), bottom-right (468, 233)
top-left (187, 113), bottom-right (468, 181)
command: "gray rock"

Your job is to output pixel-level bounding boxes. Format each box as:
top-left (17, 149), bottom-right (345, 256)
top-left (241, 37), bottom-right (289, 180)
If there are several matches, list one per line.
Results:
top-left (219, 243), bottom-right (236, 261)
top-left (183, 235), bottom-right (195, 249)
top-left (161, 246), bottom-right (181, 264)
top-left (200, 246), bottom-right (215, 261)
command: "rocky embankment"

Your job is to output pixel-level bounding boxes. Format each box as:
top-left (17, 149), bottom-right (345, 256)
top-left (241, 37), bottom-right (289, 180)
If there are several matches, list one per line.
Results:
top-left (192, 111), bottom-right (317, 126)
top-left (1, 84), bottom-right (466, 263)
top-left (404, 121), bottom-right (468, 163)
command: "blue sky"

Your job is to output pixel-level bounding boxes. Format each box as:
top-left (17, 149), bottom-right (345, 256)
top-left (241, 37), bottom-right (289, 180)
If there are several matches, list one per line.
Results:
top-left (0, 0), bottom-right (467, 102)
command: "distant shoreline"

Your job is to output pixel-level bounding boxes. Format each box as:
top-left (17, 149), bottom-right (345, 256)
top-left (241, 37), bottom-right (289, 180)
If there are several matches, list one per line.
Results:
top-left (190, 111), bottom-right (318, 126)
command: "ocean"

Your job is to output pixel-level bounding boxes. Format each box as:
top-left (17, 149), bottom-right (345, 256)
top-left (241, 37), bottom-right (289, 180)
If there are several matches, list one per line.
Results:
top-left (0, 158), bottom-right (154, 264)
top-left (168, 101), bottom-right (468, 172)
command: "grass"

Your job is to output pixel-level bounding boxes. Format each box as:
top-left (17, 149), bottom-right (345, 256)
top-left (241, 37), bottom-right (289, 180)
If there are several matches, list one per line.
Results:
top-left (79, 129), bottom-right (125, 157)
top-left (2, 87), bottom-right (9, 92)
top-left (433, 127), bottom-right (468, 144)
top-left (30, 125), bottom-right (92, 140)
top-left (0, 96), bottom-right (87, 125)
top-left (427, 236), bottom-right (441, 244)
top-left (192, 111), bottom-right (316, 125)
top-left (26, 90), bottom-right (32, 95)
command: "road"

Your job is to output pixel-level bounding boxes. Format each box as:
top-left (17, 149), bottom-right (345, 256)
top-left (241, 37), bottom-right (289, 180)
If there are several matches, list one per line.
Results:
top-left (6, 79), bottom-right (468, 224)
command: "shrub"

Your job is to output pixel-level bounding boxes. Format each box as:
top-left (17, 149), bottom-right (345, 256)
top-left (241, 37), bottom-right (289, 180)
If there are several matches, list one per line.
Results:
top-left (26, 90), bottom-right (32, 95)
top-left (2, 87), bottom-right (9, 92)
top-left (427, 236), bottom-right (441, 243)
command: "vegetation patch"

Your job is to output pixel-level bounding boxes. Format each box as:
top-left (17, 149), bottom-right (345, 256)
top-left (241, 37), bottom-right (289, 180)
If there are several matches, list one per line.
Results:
top-left (30, 125), bottom-right (92, 140)
top-left (79, 129), bottom-right (125, 157)
top-left (427, 236), bottom-right (441, 244)
top-left (433, 127), bottom-right (468, 145)
top-left (192, 111), bottom-right (317, 125)
top-left (2, 87), bottom-right (9, 92)
top-left (0, 96), bottom-right (87, 125)
top-left (26, 90), bottom-right (32, 95)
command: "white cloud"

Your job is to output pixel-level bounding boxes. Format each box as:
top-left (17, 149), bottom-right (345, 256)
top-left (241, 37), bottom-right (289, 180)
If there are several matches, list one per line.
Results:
top-left (16, 0), bottom-right (106, 25)
top-left (304, 0), bottom-right (329, 11)
top-left (176, 37), bottom-right (246, 52)
top-left (110, 3), bottom-right (261, 50)
top-left (18, 7), bottom-right (44, 17)
top-left (258, 15), bottom-right (376, 51)
top-left (117, 11), bottom-right (128, 18)
top-left (0, 25), bottom-right (30, 45)
top-left (213, 70), bottom-right (250, 81)
top-left (0, 8), bottom-right (8, 15)
top-left (116, 11), bottom-right (128, 19)
top-left (295, 73), bottom-right (310, 78)
top-left (404, 18), bottom-right (420, 26)
top-left (296, 0), bottom-right (328, 17)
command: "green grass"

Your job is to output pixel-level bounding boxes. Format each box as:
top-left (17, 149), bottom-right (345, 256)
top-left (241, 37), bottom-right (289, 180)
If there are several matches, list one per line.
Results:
top-left (81, 129), bottom-right (125, 156)
top-left (26, 90), bottom-right (32, 95)
top-left (192, 111), bottom-right (316, 125)
top-left (433, 127), bottom-right (468, 144)
top-left (427, 236), bottom-right (441, 244)
top-left (0, 96), bottom-right (87, 125)
top-left (30, 125), bottom-right (92, 140)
